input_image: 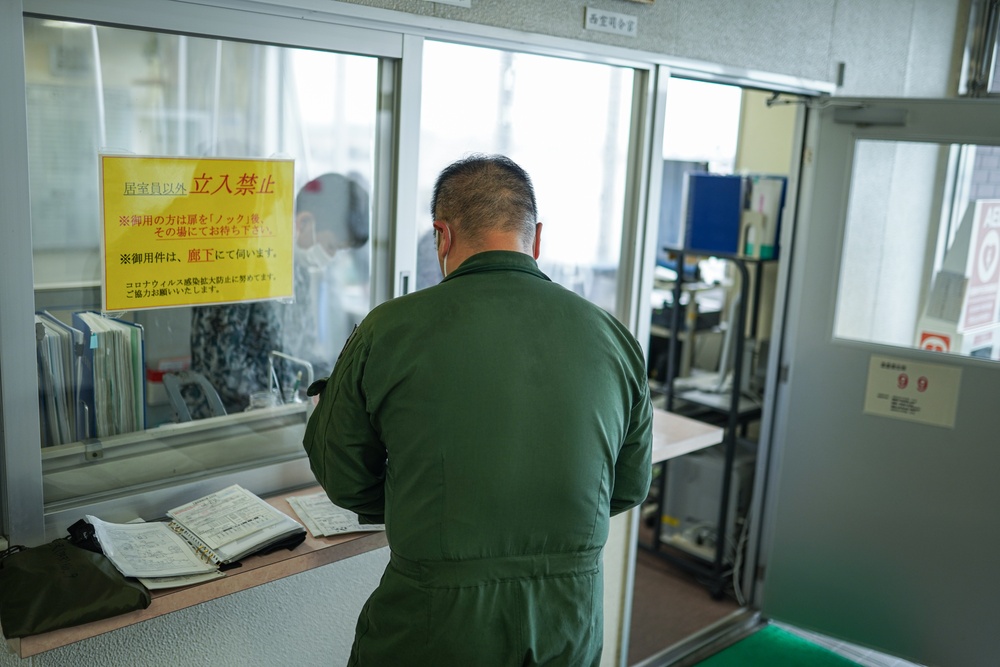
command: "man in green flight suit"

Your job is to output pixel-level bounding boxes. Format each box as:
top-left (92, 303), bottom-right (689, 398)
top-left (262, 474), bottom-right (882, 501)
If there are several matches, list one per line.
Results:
top-left (303, 154), bottom-right (652, 666)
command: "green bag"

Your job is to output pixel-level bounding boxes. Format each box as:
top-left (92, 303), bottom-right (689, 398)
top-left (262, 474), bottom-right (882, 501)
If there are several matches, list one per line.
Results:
top-left (0, 538), bottom-right (152, 639)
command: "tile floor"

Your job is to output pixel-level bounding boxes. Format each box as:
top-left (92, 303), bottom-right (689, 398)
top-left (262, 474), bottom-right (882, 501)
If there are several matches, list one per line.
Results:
top-left (627, 544), bottom-right (926, 667)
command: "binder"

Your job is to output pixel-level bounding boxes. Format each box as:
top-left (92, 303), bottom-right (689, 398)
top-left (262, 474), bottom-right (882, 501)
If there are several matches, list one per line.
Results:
top-left (72, 311), bottom-right (147, 439)
top-left (745, 175), bottom-right (787, 259)
top-left (658, 159), bottom-right (709, 261)
top-left (680, 172), bottom-right (787, 259)
top-left (34, 312), bottom-right (84, 446)
top-left (738, 210), bottom-right (767, 259)
top-left (682, 173), bottom-right (745, 255)
top-left (165, 485), bottom-right (306, 565)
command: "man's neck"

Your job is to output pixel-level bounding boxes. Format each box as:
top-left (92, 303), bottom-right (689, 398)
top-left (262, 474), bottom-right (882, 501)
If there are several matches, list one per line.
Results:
top-left (447, 232), bottom-right (532, 273)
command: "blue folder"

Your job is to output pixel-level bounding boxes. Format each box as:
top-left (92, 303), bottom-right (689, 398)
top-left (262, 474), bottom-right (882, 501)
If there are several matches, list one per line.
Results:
top-left (682, 173), bottom-right (745, 255)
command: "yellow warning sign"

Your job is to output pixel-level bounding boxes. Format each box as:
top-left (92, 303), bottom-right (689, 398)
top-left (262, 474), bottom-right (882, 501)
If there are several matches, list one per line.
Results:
top-left (100, 155), bottom-right (295, 311)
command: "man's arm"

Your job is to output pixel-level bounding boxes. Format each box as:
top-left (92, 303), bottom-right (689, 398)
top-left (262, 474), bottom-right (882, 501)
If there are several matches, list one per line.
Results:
top-left (610, 380), bottom-right (653, 517)
top-left (302, 329), bottom-right (387, 524)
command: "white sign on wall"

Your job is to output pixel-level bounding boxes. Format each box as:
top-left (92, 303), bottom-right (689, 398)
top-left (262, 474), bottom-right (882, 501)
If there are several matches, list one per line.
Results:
top-left (864, 354), bottom-right (961, 428)
top-left (960, 200), bottom-right (1000, 331)
top-left (584, 7), bottom-right (638, 37)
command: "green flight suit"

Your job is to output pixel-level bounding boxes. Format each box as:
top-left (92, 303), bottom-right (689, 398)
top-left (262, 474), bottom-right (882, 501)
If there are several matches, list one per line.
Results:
top-left (304, 251), bottom-right (652, 666)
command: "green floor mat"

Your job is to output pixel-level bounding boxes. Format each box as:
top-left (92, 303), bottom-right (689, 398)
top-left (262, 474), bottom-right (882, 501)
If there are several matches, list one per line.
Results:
top-left (695, 625), bottom-right (863, 667)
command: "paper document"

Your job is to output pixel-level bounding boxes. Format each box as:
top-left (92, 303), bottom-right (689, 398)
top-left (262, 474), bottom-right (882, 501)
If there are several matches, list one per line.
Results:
top-left (87, 485), bottom-right (304, 589)
top-left (87, 515), bottom-right (218, 578)
top-left (166, 484), bottom-right (306, 564)
top-left (287, 492), bottom-right (385, 537)
top-left (168, 484), bottom-right (282, 550)
top-left (138, 570), bottom-right (224, 590)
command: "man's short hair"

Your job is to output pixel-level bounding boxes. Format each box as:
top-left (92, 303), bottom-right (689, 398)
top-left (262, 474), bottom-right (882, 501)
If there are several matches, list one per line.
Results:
top-left (297, 172), bottom-right (370, 249)
top-left (431, 154), bottom-right (538, 248)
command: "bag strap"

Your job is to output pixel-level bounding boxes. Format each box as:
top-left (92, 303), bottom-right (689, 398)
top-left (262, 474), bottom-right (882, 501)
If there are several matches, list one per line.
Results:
top-left (0, 544), bottom-right (27, 565)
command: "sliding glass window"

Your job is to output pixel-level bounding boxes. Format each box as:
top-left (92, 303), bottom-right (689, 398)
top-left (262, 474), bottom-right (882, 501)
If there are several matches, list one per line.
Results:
top-left (415, 41), bottom-right (635, 316)
top-left (25, 17), bottom-right (380, 506)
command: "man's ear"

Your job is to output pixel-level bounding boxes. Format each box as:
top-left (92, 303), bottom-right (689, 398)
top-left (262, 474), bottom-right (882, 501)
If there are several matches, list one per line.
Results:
top-left (433, 220), bottom-right (451, 259)
top-left (532, 222), bottom-right (542, 260)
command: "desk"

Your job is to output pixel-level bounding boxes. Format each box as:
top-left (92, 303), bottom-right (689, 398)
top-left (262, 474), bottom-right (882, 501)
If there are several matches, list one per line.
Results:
top-left (7, 487), bottom-right (388, 658)
top-left (650, 407), bottom-right (725, 464)
top-left (9, 416), bottom-right (718, 658)
top-left (645, 408), bottom-right (734, 596)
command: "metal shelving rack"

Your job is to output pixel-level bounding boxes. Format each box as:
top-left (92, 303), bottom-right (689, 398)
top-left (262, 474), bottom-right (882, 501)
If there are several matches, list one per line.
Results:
top-left (646, 247), bottom-right (773, 599)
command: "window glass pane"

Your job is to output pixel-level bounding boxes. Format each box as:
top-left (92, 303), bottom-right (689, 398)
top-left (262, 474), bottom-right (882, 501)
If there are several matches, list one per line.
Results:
top-left (662, 78), bottom-right (742, 174)
top-left (835, 139), bottom-right (1000, 361)
top-left (991, 26), bottom-right (1000, 92)
top-left (416, 41), bottom-right (634, 315)
top-left (659, 78), bottom-right (742, 284)
top-left (25, 17), bottom-right (379, 503)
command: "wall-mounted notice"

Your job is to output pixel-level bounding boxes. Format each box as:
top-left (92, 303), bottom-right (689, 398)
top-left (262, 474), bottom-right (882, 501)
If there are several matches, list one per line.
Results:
top-left (864, 354), bottom-right (961, 428)
top-left (585, 7), bottom-right (638, 37)
top-left (100, 155), bottom-right (295, 311)
top-left (960, 199), bottom-right (1000, 331)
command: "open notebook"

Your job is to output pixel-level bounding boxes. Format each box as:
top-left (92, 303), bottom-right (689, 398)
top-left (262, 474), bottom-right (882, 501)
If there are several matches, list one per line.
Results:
top-left (88, 485), bottom-right (305, 589)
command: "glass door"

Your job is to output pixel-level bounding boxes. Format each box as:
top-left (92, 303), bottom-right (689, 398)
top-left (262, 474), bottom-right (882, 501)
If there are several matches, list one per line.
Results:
top-left (761, 97), bottom-right (1000, 666)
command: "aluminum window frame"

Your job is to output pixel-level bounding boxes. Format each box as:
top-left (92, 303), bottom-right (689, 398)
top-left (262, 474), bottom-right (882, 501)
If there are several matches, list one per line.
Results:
top-left (4, 0), bottom-right (406, 545)
top-left (3, 0), bottom-right (833, 551)
top-left (961, 0), bottom-right (1000, 97)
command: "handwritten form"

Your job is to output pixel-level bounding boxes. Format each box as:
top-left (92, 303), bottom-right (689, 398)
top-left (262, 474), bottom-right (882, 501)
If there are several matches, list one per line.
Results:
top-left (86, 515), bottom-right (218, 578)
top-left (168, 484), bottom-right (281, 550)
top-left (86, 485), bottom-right (304, 589)
top-left (286, 492), bottom-right (385, 537)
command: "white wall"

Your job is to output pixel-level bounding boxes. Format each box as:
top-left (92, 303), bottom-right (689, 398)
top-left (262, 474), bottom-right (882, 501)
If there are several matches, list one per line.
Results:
top-left (338, 0), bottom-right (966, 96)
top-left (0, 522), bottom-right (633, 667)
top-left (1, 548), bottom-right (389, 667)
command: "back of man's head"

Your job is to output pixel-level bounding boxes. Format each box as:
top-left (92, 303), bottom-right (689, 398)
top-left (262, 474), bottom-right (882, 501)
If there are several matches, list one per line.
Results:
top-left (431, 154), bottom-right (537, 250)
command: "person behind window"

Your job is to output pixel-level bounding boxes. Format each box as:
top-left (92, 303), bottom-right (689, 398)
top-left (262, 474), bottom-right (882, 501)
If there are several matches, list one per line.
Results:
top-left (303, 154), bottom-right (652, 666)
top-left (282, 172), bottom-right (370, 381)
top-left (189, 172), bottom-right (369, 415)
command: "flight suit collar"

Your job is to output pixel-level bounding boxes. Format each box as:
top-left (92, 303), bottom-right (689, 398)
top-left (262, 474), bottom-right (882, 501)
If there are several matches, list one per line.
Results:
top-left (440, 250), bottom-right (551, 283)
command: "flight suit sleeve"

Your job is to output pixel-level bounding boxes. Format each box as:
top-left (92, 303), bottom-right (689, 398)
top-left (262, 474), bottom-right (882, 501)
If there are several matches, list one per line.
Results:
top-left (302, 327), bottom-right (387, 524)
top-left (610, 376), bottom-right (653, 517)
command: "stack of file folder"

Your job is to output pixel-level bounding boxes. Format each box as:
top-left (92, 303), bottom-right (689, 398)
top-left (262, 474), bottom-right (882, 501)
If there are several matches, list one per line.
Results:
top-left (34, 312), bottom-right (83, 446)
top-left (34, 310), bottom-right (147, 445)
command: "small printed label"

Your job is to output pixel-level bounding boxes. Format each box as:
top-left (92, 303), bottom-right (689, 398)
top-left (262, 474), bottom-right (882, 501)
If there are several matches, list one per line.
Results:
top-left (585, 7), bottom-right (638, 37)
top-left (863, 354), bottom-right (961, 428)
top-left (424, 0), bottom-right (471, 7)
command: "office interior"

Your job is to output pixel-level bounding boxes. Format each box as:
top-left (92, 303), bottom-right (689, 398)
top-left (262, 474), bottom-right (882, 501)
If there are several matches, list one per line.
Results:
top-left (2, 1), bottom-right (998, 666)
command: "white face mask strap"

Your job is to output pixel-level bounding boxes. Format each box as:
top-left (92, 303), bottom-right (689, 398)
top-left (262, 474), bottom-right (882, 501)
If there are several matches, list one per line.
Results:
top-left (439, 223), bottom-right (452, 277)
